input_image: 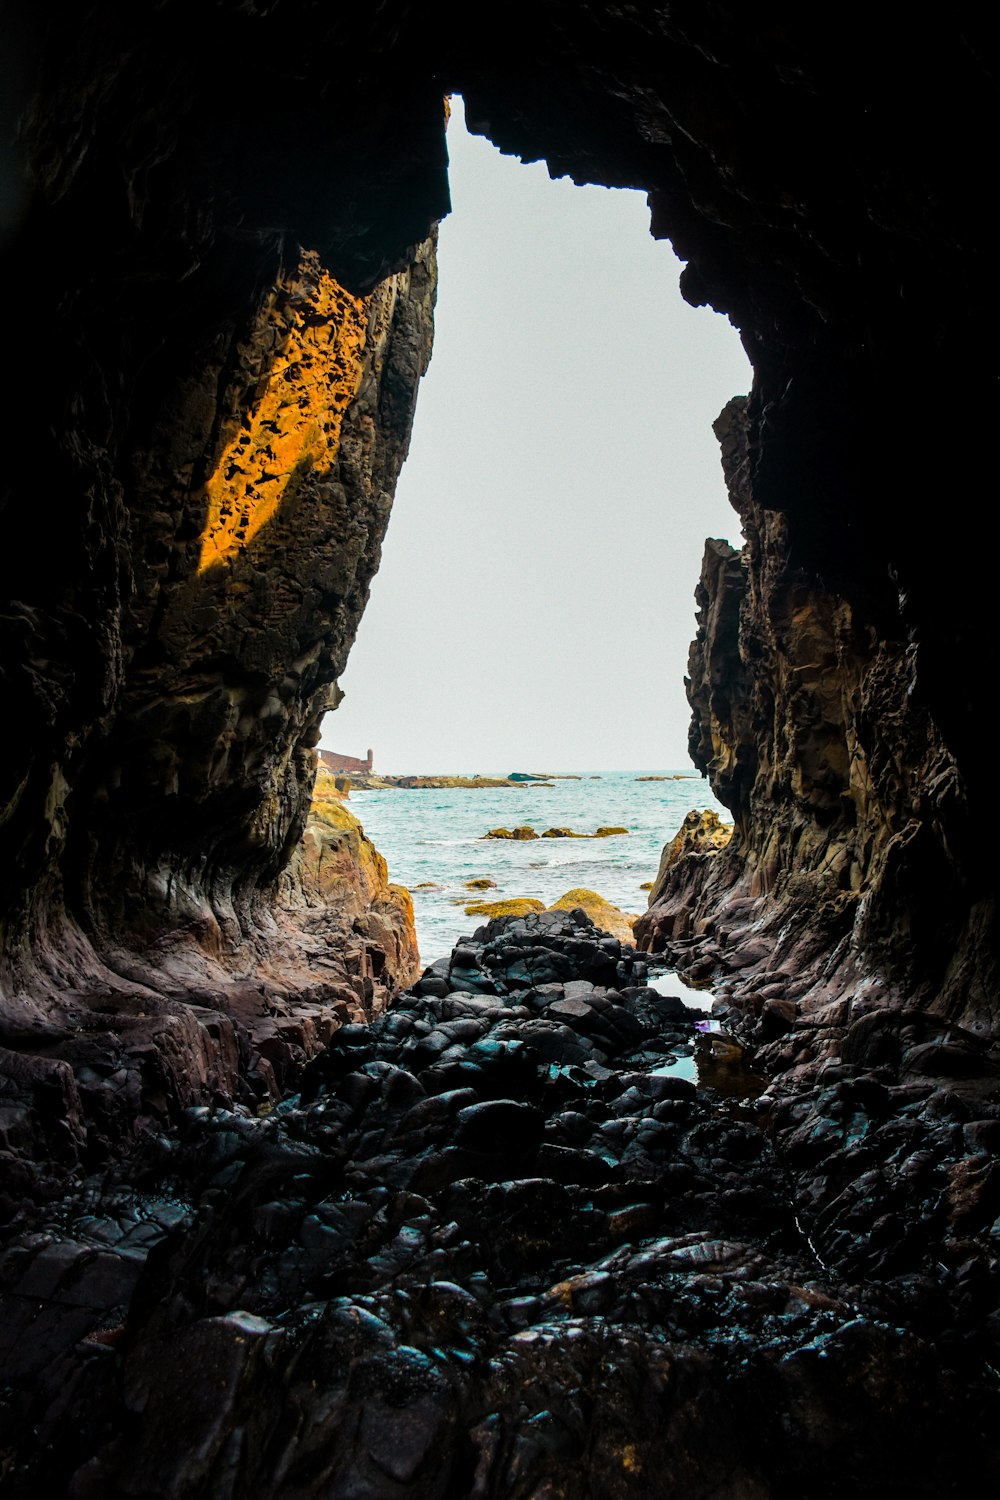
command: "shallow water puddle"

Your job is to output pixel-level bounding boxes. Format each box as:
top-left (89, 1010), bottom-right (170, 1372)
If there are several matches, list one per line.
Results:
top-left (645, 966), bottom-right (715, 1012)
top-left (650, 1055), bottom-right (698, 1085)
top-left (645, 966), bottom-right (769, 1102)
top-left (648, 1047), bottom-right (768, 1101)
top-left (694, 1040), bottom-right (770, 1104)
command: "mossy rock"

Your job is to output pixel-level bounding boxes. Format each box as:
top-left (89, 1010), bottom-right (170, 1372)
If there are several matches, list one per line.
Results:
top-left (464, 897), bottom-right (546, 918)
top-left (546, 888), bottom-right (637, 942)
top-left (640, 881), bottom-right (654, 891)
top-left (644, 809), bottom-right (734, 909)
top-left (465, 877), bottom-right (497, 890)
top-left (539, 826), bottom-right (630, 839)
top-left (311, 764), bottom-right (350, 808)
top-left (481, 826), bottom-right (539, 840)
top-left (413, 881), bottom-right (442, 890)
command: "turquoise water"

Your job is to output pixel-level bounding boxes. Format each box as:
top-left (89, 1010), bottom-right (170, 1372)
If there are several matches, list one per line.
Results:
top-left (347, 770), bottom-right (729, 965)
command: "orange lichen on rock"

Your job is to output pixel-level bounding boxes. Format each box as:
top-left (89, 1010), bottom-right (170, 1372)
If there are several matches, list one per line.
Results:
top-left (196, 252), bottom-right (372, 572)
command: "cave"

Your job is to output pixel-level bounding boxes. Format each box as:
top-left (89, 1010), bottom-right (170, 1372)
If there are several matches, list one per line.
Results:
top-left (1, 5), bottom-right (997, 1495)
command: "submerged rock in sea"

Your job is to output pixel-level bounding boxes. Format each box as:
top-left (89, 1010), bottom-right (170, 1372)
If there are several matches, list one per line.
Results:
top-left (464, 897), bottom-right (547, 918)
top-left (484, 826), bottom-right (631, 841)
top-left (541, 826), bottom-right (631, 839)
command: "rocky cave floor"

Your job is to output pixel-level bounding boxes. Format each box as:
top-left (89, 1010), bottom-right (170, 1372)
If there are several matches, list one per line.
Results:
top-left (2, 911), bottom-right (999, 1497)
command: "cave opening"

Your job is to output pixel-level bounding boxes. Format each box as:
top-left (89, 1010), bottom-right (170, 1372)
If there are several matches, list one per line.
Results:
top-left (1, 11), bottom-right (997, 1492)
top-left (316, 97), bottom-right (751, 961)
top-left (321, 95), bottom-right (751, 774)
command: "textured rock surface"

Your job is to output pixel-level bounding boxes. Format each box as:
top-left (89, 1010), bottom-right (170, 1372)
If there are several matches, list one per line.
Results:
top-left (1, 914), bottom-right (996, 1497)
top-left (1, 153), bottom-right (435, 1178)
top-left (547, 888), bottom-right (637, 944)
top-left (463, 891), bottom-right (637, 942)
top-left (0, 771), bottom-right (421, 1209)
top-left (638, 397), bottom-right (999, 1061)
top-left (4, 2), bottom-right (995, 1047)
top-left (645, 809), bottom-right (733, 909)
top-left (463, 897), bottom-right (547, 920)
top-left (2, 236), bottom-right (434, 974)
top-left (280, 768), bottom-right (420, 993)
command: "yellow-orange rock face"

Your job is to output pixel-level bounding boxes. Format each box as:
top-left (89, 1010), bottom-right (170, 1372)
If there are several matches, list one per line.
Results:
top-left (197, 255), bottom-right (377, 572)
top-left (280, 770), bottom-right (421, 994)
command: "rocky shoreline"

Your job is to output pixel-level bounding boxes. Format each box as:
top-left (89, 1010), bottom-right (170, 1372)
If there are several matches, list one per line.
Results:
top-left (340, 775), bottom-right (558, 791)
top-left (333, 773), bottom-right (592, 791)
top-left (461, 888), bottom-right (637, 945)
top-left (481, 826), bottom-right (630, 841)
top-left (1, 908), bottom-right (995, 1496)
top-left (0, 770), bottom-right (421, 1215)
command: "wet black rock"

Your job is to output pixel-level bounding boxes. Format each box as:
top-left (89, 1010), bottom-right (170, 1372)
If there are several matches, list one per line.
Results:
top-left (0, 913), bottom-right (997, 1496)
top-left (453, 1099), bottom-right (545, 1153)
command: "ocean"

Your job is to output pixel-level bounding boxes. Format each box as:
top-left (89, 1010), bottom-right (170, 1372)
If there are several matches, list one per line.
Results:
top-left (347, 769), bottom-right (729, 966)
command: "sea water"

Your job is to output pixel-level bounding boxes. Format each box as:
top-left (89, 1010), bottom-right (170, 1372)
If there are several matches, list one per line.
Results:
top-left (347, 769), bottom-right (729, 965)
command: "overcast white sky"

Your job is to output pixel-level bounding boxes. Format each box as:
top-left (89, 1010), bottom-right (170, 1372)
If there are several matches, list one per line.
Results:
top-left (320, 98), bottom-right (751, 774)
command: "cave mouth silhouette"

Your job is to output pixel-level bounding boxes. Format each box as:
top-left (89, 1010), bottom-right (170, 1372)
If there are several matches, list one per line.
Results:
top-left (0, 15), bottom-right (996, 1496)
top-left (318, 96), bottom-right (752, 779)
top-left (0, 13), bottom-right (990, 1035)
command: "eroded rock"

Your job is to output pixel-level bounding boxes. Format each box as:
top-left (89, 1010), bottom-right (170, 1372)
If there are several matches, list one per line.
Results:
top-left (1, 913), bottom-right (996, 1496)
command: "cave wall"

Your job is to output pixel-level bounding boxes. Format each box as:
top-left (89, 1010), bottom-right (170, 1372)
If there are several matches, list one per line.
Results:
top-left (0, 225), bottom-right (435, 1175)
top-left (448, 5), bottom-right (996, 1033)
top-left (0, 219), bottom-right (436, 966)
top-left (0, 3), bottom-right (996, 1098)
top-left (1, 3), bottom-right (447, 989)
top-left (1, 11), bottom-right (997, 1482)
top-left (73, 238), bottom-right (436, 956)
top-left (0, 6), bottom-right (444, 1165)
top-left (638, 396), bottom-right (999, 1042)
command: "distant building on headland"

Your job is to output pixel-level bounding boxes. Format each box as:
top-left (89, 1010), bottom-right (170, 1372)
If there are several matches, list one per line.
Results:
top-left (318, 747), bottom-right (373, 775)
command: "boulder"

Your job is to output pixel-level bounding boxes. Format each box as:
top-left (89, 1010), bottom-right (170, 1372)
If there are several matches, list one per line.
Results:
top-left (464, 898), bottom-right (546, 919)
top-left (547, 889), bottom-right (637, 944)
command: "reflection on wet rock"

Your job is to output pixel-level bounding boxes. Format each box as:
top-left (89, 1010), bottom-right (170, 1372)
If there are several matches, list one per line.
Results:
top-left (1, 911), bottom-right (996, 1495)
